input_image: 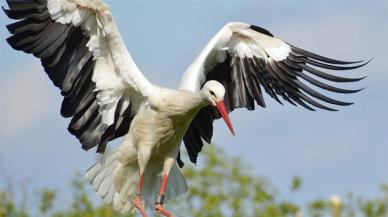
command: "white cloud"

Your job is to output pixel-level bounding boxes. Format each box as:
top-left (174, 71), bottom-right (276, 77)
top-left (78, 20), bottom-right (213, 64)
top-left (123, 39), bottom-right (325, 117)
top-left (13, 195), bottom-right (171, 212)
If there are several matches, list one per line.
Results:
top-left (0, 63), bottom-right (56, 134)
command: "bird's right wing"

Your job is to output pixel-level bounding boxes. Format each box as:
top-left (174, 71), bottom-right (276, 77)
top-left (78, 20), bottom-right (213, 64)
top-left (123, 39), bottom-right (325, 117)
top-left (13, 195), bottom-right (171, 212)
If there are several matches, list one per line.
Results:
top-left (4, 0), bottom-right (155, 152)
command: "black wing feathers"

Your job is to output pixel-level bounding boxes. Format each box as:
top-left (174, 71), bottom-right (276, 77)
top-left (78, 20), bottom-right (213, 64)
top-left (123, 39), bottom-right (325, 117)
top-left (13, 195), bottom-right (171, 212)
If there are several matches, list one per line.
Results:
top-left (250, 25), bottom-right (274, 37)
top-left (182, 106), bottom-right (215, 166)
top-left (4, 0), bottom-right (132, 153)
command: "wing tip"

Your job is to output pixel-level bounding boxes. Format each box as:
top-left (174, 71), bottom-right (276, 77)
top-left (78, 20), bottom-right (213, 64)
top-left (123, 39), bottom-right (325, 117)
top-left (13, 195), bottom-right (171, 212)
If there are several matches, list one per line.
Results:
top-left (2, 7), bottom-right (11, 18)
top-left (290, 45), bottom-right (373, 67)
top-left (258, 101), bottom-right (267, 108)
top-left (6, 36), bottom-right (20, 50)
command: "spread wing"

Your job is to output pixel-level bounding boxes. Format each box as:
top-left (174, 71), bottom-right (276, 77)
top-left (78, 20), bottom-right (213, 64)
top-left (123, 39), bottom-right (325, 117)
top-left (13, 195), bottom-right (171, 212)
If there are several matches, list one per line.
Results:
top-left (178, 22), bottom-right (367, 166)
top-left (4, 0), bottom-right (155, 153)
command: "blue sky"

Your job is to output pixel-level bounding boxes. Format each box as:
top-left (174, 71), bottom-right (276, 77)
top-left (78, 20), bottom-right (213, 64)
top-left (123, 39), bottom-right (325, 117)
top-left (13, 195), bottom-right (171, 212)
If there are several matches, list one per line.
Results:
top-left (0, 0), bottom-right (387, 210)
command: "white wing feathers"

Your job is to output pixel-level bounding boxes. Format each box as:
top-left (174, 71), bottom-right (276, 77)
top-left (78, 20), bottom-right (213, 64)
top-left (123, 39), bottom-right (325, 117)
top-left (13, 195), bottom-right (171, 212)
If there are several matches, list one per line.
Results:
top-left (48, 0), bottom-right (153, 92)
top-left (180, 22), bottom-right (291, 92)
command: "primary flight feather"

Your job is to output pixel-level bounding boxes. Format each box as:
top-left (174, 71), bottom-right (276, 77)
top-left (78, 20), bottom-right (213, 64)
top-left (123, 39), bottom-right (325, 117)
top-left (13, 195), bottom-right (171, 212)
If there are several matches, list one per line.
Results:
top-left (3, 0), bottom-right (367, 216)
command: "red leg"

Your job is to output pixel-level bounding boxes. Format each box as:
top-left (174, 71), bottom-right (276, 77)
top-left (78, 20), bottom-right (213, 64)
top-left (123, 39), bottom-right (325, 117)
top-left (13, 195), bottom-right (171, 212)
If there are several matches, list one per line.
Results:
top-left (138, 173), bottom-right (145, 193)
top-left (159, 174), bottom-right (169, 195)
top-left (133, 173), bottom-right (148, 217)
top-left (155, 174), bottom-right (175, 217)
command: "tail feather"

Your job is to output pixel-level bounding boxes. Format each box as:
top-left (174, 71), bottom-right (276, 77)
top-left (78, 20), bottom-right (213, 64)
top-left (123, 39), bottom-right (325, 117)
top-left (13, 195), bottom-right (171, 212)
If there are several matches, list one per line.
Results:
top-left (116, 161), bottom-right (139, 212)
top-left (86, 149), bottom-right (188, 213)
top-left (86, 150), bottom-right (120, 205)
top-left (86, 149), bottom-right (139, 213)
top-left (103, 184), bottom-right (116, 204)
top-left (96, 166), bottom-right (115, 197)
top-left (86, 150), bottom-right (118, 183)
top-left (165, 164), bottom-right (188, 202)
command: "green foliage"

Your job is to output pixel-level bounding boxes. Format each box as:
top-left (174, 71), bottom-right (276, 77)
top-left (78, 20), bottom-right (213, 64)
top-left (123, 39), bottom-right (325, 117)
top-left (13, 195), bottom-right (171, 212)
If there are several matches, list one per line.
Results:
top-left (290, 177), bottom-right (302, 192)
top-left (307, 199), bottom-right (330, 217)
top-left (0, 191), bottom-right (28, 217)
top-left (0, 145), bottom-right (387, 217)
top-left (39, 189), bottom-right (55, 214)
top-left (358, 184), bottom-right (388, 217)
top-left (172, 146), bottom-right (299, 217)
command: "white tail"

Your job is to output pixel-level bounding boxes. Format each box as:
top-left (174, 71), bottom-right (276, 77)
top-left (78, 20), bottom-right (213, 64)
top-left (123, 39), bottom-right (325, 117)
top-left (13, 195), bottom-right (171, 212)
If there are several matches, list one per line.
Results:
top-left (85, 149), bottom-right (188, 213)
top-left (85, 149), bottom-right (138, 212)
top-left (85, 150), bottom-right (120, 205)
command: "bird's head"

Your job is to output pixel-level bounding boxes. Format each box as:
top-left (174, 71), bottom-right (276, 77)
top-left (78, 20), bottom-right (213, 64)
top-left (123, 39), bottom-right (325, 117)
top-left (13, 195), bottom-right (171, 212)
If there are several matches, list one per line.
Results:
top-left (201, 80), bottom-right (235, 136)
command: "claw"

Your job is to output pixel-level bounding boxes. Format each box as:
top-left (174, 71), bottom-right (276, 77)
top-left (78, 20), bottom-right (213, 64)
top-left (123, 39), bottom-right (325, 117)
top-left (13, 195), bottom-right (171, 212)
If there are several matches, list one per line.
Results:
top-left (155, 203), bottom-right (175, 217)
top-left (133, 194), bottom-right (148, 217)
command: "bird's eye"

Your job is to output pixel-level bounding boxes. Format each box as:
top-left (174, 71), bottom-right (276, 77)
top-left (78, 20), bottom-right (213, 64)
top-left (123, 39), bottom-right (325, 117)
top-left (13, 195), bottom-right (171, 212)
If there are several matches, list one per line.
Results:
top-left (210, 91), bottom-right (215, 96)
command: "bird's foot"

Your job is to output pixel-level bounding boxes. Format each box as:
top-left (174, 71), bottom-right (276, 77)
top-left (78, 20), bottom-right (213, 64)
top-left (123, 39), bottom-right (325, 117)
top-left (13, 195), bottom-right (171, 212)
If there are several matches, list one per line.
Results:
top-left (155, 194), bottom-right (174, 217)
top-left (133, 193), bottom-right (148, 217)
top-left (155, 204), bottom-right (174, 217)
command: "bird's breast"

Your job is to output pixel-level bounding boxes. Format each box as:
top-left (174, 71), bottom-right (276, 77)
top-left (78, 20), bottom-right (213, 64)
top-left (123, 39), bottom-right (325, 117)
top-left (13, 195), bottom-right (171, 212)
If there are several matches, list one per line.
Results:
top-left (130, 92), bottom-right (203, 154)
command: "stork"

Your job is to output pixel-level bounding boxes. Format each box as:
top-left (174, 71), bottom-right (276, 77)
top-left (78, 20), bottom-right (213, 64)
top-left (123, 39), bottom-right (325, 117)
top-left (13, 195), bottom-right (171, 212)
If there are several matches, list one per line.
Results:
top-left (3, 0), bottom-right (368, 216)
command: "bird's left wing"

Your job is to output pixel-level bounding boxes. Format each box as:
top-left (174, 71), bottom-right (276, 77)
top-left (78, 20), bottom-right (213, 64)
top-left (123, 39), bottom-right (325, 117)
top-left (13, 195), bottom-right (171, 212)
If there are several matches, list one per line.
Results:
top-left (4, 0), bottom-right (154, 152)
top-left (178, 22), bottom-right (367, 167)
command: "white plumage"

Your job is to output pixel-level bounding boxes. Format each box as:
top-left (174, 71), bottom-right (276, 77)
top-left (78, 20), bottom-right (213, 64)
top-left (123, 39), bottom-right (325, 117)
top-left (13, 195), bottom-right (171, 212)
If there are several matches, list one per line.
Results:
top-left (4, 0), bottom-right (367, 216)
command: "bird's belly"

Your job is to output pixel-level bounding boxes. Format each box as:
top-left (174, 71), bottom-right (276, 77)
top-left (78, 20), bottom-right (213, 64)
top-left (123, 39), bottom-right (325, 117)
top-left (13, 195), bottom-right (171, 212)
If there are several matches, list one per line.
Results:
top-left (129, 108), bottom-right (192, 158)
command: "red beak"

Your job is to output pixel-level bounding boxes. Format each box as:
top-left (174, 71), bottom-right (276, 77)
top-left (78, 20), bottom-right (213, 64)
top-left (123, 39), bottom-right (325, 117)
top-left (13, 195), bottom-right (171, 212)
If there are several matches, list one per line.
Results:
top-left (215, 101), bottom-right (236, 136)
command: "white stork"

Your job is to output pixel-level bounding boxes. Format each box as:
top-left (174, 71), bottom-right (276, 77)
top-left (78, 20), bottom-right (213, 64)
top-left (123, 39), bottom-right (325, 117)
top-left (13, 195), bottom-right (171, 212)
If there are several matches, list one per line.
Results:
top-left (3, 0), bottom-right (368, 216)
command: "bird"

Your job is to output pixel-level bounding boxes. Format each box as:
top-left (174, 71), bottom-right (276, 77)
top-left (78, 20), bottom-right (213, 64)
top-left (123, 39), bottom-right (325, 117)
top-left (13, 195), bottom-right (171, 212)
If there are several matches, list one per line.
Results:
top-left (3, 0), bottom-right (368, 216)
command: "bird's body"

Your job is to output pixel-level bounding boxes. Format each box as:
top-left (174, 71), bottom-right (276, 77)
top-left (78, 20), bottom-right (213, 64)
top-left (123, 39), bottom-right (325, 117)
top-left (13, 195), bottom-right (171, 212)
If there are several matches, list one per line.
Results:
top-left (87, 87), bottom-right (209, 211)
top-left (3, 0), bottom-right (369, 216)
top-left (128, 88), bottom-right (204, 156)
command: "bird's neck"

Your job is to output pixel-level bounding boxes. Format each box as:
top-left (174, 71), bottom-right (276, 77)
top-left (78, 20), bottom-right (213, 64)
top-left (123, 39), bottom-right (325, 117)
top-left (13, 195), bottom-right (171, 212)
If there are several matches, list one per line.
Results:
top-left (180, 91), bottom-right (210, 119)
top-left (198, 91), bottom-right (211, 108)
